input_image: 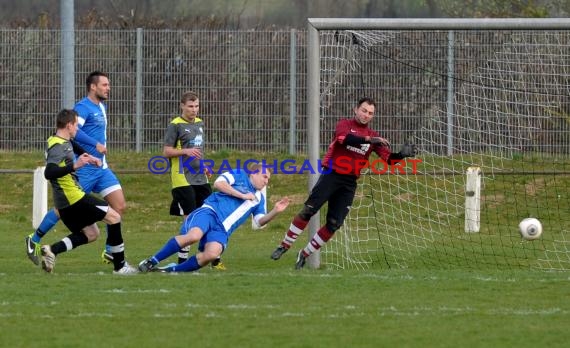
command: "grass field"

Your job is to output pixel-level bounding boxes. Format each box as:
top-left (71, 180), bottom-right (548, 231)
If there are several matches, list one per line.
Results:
top-left (1, 151), bottom-right (569, 348)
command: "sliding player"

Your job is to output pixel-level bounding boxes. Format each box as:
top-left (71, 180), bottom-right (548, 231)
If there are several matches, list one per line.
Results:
top-left (139, 164), bottom-right (290, 273)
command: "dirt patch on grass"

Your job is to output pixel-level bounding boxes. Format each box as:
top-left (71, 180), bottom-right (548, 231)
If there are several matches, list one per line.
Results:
top-left (270, 193), bottom-right (305, 205)
top-left (481, 194), bottom-right (505, 208)
top-left (525, 178), bottom-right (546, 196)
top-left (0, 204), bottom-right (15, 213)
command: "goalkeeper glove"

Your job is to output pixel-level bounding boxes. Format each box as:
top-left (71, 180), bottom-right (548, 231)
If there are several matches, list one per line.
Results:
top-left (398, 142), bottom-right (418, 158)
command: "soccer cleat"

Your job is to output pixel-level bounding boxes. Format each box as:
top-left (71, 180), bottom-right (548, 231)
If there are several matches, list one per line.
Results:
top-left (211, 258), bottom-right (227, 271)
top-left (138, 258), bottom-right (156, 273)
top-left (25, 234), bottom-right (41, 266)
top-left (270, 246), bottom-right (289, 260)
top-left (101, 250), bottom-right (113, 264)
top-left (294, 250), bottom-right (307, 270)
top-left (40, 245), bottom-right (56, 273)
top-left (156, 263), bottom-right (178, 273)
top-left (113, 263), bottom-right (138, 275)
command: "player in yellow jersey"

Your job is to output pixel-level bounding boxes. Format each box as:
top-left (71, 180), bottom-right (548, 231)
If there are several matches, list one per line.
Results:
top-left (40, 109), bottom-right (137, 274)
top-left (163, 91), bottom-right (225, 269)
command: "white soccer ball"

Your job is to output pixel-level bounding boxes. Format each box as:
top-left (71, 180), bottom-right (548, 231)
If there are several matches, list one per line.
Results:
top-left (518, 218), bottom-right (543, 240)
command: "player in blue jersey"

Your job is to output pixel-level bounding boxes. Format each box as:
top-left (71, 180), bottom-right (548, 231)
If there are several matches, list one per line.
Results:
top-left (25, 71), bottom-right (133, 273)
top-left (138, 163), bottom-right (290, 273)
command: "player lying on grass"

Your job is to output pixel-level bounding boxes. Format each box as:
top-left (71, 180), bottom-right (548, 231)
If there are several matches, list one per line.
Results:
top-left (40, 109), bottom-right (137, 275)
top-left (138, 163), bottom-right (290, 273)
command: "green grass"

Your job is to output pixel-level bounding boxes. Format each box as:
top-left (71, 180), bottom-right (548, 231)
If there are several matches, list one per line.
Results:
top-left (1, 151), bottom-right (569, 347)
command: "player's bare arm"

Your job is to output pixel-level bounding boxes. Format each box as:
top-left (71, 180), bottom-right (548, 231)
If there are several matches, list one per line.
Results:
top-left (257, 197), bottom-right (291, 226)
top-left (95, 143), bottom-right (107, 154)
top-left (213, 180), bottom-right (255, 200)
top-left (73, 153), bottom-right (100, 170)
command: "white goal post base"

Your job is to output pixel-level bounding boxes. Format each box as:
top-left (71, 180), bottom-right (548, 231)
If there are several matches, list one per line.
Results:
top-left (465, 167), bottom-right (481, 233)
top-left (32, 166), bottom-right (47, 230)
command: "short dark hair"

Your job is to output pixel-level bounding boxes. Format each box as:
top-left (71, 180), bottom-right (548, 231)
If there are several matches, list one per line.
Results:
top-left (180, 91), bottom-right (199, 104)
top-left (86, 71), bottom-right (109, 91)
top-left (56, 109), bottom-right (78, 129)
top-left (357, 97), bottom-right (376, 108)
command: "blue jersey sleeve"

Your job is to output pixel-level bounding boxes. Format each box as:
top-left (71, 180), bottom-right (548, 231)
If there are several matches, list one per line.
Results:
top-left (74, 127), bottom-right (98, 147)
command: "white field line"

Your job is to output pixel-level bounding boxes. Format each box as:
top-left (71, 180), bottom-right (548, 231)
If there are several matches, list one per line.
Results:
top-left (3, 271), bottom-right (568, 283)
top-left (1, 304), bottom-right (567, 319)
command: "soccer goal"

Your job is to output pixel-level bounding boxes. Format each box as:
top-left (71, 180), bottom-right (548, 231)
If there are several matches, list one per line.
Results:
top-left (306, 18), bottom-right (570, 271)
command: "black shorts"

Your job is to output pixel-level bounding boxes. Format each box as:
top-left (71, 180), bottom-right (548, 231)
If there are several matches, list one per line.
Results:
top-left (58, 194), bottom-right (108, 233)
top-left (305, 170), bottom-right (358, 226)
top-left (170, 184), bottom-right (213, 216)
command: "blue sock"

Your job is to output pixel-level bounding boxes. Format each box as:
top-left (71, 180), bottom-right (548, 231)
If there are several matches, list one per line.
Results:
top-left (32, 209), bottom-right (59, 243)
top-left (170, 255), bottom-right (201, 272)
top-left (153, 237), bottom-right (182, 263)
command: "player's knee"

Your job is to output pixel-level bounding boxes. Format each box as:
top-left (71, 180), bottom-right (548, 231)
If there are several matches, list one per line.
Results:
top-left (105, 208), bottom-right (121, 225)
top-left (83, 224), bottom-right (100, 242)
top-left (199, 242), bottom-right (223, 264)
top-left (112, 201), bottom-right (126, 215)
top-left (179, 227), bottom-right (203, 245)
top-left (201, 250), bottom-right (220, 264)
top-left (176, 234), bottom-right (195, 248)
top-left (326, 218), bottom-right (342, 233)
top-left (298, 204), bottom-right (317, 221)
top-left (104, 189), bottom-right (126, 215)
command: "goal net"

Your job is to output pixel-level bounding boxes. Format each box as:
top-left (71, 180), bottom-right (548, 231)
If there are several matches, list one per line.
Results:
top-left (308, 19), bottom-right (570, 271)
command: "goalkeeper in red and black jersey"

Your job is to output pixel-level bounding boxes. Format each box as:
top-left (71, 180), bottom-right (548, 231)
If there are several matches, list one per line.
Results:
top-left (270, 97), bottom-right (417, 269)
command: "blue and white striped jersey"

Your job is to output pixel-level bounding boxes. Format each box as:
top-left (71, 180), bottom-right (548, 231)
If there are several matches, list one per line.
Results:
top-left (203, 169), bottom-right (267, 236)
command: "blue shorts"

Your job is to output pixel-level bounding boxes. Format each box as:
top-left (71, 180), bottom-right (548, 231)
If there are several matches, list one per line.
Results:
top-left (77, 165), bottom-right (122, 197)
top-left (179, 207), bottom-right (229, 252)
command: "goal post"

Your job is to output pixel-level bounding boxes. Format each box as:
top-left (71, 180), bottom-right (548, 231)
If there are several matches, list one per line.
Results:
top-left (32, 166), bottom-right (47, 230)
top-left (305, 24), bottom-right (322, 269)
top-left (307, 18), bottom-right (570, 271)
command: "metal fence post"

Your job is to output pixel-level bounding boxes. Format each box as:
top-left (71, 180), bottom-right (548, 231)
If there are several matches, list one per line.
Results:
top-left (447, 30), bottom-right (455, 156)
top-left (289, 28), bottom-right (297, 155)
top-left (136, 28), bottom-right (143, 152)
top-left (60, 0), bottom-right (74, 109)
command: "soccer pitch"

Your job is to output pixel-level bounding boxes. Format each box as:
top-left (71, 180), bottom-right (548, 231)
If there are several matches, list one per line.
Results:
top-left (1, 152), bottom-right (569, 348)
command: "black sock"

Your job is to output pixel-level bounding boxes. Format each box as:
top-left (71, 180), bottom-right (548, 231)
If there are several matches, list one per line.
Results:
top-left (107, 223), bottom-right (125, 271)
top-left (51, 233), bottom-right (89, 255)
top-left (178, 246), bottom-right (189, 264)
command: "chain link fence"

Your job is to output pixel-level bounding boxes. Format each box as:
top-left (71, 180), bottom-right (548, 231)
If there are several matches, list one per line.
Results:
top-left (2, 27), bottom-right (570, 155)
top-left (1, 29), bottom-right (306, 153)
